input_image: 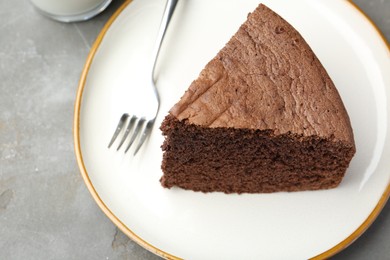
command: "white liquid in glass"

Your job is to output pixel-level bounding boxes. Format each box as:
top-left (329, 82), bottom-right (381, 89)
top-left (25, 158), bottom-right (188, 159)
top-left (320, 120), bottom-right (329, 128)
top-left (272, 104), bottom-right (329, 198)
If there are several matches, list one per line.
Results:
top-left (31, 0), bottom-right (107, 16)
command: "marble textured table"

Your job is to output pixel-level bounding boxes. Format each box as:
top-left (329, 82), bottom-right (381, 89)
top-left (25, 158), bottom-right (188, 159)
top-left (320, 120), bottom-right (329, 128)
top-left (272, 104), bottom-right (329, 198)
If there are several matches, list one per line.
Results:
top-left (0, 0), bottom-right (388, 259)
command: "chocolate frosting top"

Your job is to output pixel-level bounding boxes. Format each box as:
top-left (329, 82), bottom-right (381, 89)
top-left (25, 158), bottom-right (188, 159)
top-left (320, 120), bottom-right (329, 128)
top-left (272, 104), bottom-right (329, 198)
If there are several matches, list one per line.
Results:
top-left (170, 4), bottom-right (355, 145)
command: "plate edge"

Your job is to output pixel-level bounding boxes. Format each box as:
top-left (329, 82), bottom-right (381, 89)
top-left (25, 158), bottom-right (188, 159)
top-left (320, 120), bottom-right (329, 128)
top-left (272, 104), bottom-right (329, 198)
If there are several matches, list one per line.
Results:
top-left (72, 0), bottom-right (181, 259)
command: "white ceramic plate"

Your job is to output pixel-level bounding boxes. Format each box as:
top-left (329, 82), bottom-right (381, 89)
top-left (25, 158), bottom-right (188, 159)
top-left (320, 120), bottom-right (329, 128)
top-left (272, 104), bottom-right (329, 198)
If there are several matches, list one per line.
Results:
top-left (74, 0), bottom-right (390, 259)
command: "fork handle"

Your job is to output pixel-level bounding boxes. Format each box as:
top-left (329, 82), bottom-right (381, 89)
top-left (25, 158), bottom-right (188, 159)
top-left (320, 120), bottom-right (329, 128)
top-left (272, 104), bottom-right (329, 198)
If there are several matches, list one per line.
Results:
top-left (150, 0), bottom-right (179, 82)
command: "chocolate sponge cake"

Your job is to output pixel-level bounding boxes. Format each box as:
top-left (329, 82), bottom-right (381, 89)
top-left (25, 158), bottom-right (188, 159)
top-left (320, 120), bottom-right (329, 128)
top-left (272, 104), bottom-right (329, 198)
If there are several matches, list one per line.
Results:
top-left (160, 4), bottom-right (356, 193)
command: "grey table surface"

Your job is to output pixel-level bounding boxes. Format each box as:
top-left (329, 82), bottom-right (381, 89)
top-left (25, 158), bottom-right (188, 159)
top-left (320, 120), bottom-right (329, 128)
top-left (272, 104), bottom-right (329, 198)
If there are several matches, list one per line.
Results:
top-left (0, 0), bottom-right (389, 259)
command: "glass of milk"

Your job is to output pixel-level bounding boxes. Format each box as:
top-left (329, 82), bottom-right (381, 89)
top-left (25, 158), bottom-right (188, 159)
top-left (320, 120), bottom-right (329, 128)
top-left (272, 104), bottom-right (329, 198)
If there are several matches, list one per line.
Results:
top-left (30, 0), bottom-right (112, 22)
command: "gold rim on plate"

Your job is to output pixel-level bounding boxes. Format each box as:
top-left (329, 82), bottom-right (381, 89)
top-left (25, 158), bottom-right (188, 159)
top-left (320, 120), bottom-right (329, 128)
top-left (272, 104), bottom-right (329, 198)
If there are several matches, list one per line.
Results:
top-left (73, 1), bottom-right (390, 259)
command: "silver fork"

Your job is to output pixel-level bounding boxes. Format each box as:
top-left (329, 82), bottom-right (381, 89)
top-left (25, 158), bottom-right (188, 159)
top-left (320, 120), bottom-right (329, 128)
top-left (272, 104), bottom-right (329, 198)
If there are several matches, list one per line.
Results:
top-left (108, 0), bottom-right (179, 155)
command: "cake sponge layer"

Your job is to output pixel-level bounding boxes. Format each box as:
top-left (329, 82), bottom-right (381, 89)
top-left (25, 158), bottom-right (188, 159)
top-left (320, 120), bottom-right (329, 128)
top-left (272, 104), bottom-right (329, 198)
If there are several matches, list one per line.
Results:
top-left (161, 115), bottom-right (355, 194)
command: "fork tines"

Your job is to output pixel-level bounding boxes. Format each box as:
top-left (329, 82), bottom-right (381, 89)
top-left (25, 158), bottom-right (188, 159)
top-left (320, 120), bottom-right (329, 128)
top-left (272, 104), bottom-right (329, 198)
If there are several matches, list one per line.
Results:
top-left (108, 114), bottom-right (151, 155)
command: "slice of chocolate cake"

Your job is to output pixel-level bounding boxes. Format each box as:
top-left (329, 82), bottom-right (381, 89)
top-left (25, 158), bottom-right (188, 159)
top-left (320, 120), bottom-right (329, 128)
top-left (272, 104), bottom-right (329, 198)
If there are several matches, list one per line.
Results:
top-left (160, 4), bottom-right (356, 194)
